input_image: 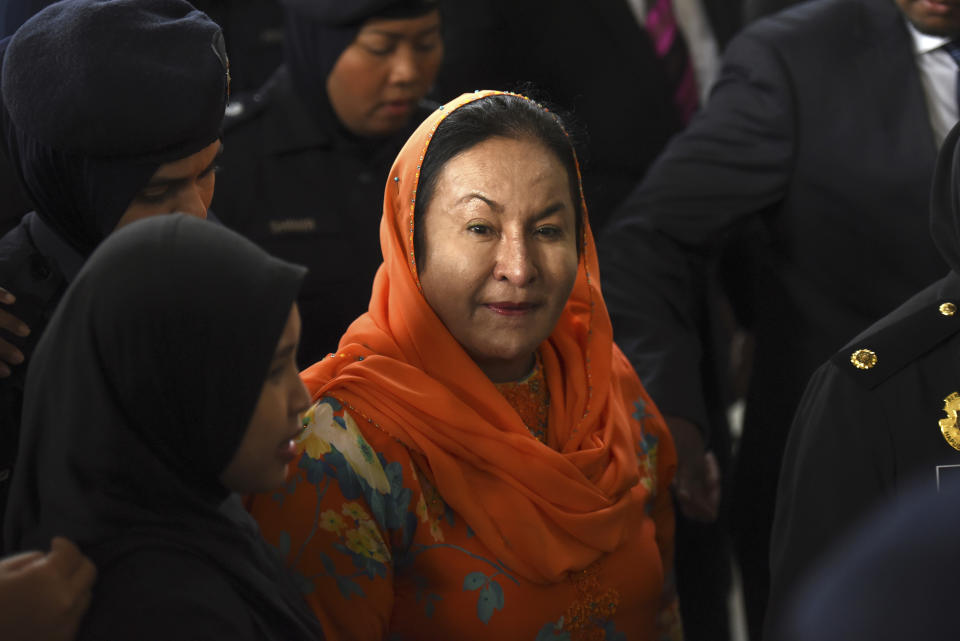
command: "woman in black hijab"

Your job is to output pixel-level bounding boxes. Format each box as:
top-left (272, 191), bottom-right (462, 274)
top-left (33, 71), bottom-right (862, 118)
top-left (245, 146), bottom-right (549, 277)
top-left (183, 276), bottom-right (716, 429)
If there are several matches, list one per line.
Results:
top-left (5, 215), bottom-right (325, 640)
top-left (212, 0), bottom-right (442, 368)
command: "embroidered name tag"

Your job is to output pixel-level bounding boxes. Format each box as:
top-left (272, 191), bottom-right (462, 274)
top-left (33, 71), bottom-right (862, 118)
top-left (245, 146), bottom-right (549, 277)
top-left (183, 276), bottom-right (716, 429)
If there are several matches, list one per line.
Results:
top-left (936, 464), bottom-right (960, 492)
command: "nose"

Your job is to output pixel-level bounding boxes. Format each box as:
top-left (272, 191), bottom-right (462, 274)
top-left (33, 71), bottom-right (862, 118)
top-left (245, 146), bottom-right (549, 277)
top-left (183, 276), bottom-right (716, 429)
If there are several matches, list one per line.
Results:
top-left (176, 181), bottom-right (213, 220)
top-left (388, 45), bottom-right (419, 86)
top-left (492, 233), bottom-right (537, 285)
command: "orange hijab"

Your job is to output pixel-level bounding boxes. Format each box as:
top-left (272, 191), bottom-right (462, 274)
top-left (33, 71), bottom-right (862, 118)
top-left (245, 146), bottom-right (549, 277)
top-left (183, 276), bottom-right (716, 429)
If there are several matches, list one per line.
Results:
top-left (302, 91), bottom-right (671, 584)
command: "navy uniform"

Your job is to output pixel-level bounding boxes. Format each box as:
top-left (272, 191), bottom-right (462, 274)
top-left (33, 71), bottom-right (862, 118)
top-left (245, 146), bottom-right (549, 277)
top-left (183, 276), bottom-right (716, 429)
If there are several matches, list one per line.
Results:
top-left (213, 67), bottom-right (434, 367)
top-left (769, 121), bottom-right (960, 632)
top-left (212, 0), bottom-right (440, 367)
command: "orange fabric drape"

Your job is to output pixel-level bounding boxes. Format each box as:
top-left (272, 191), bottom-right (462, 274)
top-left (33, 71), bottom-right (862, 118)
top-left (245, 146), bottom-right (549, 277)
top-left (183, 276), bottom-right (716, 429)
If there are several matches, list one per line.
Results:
top-left (301, 91), bottom-right (675, 584)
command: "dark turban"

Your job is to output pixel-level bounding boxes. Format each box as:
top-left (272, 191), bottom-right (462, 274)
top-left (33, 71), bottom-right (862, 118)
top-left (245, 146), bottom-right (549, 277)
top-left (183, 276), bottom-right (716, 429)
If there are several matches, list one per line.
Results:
top-left (0, 0), bottom-right (229, 255)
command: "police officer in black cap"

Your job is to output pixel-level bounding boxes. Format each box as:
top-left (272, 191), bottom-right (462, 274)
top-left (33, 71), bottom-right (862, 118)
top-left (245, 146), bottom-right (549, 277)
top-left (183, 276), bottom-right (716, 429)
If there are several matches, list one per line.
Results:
top-left (212, 0), bottom-right (442, 368)
top-left (0, 0), bottom-right (230, 543)
top-left (767, 120), bottom-right (960, 634)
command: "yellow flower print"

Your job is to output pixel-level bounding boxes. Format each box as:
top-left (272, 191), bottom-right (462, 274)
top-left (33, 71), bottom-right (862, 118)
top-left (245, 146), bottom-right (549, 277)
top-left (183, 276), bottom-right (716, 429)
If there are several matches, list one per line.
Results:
top-left (298, 403), bottom-right (332, 459)
top-left (638, 456), bottom-right (655, 492)
top-left (319, 510), bottom-right (346, 535)
top-left (297, 401), bottom-right (391, 493)
top-left (637, 442), bottom-right (660, 494)
top-left (416, 493), bottom-right (429, 523)
top-left (345, 522), bottom-right (391, 563)
top-left (415, 492), bottom-right (444, 541)
top-left (342, 501), bottom-right (370, 523)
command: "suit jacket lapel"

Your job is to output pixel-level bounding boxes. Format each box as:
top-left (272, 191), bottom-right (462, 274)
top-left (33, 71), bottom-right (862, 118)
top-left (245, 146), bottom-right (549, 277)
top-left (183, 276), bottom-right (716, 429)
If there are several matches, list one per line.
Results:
top-left (853, 0), bottom-right (938, 159)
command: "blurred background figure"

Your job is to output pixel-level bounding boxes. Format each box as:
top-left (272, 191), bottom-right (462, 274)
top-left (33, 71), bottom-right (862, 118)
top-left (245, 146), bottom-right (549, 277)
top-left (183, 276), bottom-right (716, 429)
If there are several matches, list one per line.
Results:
top-left (212, 0), bottom-right (443, 367)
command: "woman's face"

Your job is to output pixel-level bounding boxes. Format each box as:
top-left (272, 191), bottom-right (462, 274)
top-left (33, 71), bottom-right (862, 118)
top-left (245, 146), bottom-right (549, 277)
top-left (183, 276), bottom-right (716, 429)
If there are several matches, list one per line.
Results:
top-left (219, 304), bottom-right (311, 494)
top-left (419, 136), bottom-right (580, 382)
top-left (114, 140), bottom-right (221, 230)
top-left (326, 10), bottom-right (443, 138)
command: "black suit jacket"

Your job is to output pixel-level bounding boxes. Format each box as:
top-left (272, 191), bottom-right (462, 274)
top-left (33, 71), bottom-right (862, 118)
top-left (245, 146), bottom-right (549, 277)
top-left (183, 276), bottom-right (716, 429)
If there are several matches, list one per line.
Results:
top-left (598, 0), bottom-right (945, 626)
top-left (602, 0), bottom-right (942, 454)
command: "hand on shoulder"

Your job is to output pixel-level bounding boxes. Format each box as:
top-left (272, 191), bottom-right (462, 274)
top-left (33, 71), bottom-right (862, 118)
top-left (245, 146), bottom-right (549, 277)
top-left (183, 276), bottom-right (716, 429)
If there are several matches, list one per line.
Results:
top-left (0, 536), bottom-right (96, 641)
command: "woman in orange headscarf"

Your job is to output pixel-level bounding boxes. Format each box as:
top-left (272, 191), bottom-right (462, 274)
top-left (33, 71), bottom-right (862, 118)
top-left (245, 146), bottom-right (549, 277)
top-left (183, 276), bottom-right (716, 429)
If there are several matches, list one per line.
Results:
top-left (249, 91), bottom-right (681, 641)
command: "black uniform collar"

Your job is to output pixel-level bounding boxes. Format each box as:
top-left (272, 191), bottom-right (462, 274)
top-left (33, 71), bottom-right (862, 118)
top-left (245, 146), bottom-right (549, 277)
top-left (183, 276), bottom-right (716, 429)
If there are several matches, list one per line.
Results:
top-left (258, 66), bottom-right (334, 155)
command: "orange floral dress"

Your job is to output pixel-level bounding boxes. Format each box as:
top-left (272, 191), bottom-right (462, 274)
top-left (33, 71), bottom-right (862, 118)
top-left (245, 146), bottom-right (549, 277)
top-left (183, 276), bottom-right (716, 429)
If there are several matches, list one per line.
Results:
top-left (248, 364), bottom-right (682, 641)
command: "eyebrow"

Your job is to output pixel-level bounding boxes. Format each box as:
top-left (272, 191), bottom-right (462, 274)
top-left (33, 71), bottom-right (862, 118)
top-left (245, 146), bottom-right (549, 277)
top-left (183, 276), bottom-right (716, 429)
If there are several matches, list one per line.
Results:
top-left (534, 203), bottom-right (567, 221)
top-left (456, 193), bottom-right (568, 220)
top-left (365, 24), bottom-right (441, 40)
top-left (457, 192), bottom-right (503, 212)
top-left (146, 144), bottom-right (223, 190)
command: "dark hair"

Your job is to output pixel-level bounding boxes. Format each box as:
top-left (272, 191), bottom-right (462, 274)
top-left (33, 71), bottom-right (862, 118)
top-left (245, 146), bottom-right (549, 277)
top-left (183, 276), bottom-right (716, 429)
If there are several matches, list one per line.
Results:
top-left (413, 93), bottom-right (585, 264)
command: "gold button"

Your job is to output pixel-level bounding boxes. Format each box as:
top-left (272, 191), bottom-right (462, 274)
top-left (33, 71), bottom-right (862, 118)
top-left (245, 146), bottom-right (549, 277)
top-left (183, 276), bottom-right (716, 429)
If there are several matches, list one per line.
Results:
top-left (850, 349), bottom-right (877, 370)
top-left (941, 302), bottom-right (957, 316)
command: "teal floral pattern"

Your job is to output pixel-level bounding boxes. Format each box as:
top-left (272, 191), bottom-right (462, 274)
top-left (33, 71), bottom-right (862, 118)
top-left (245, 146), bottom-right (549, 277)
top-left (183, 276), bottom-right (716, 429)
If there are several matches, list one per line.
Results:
top-left (249, 393), bottom-right (681, 640)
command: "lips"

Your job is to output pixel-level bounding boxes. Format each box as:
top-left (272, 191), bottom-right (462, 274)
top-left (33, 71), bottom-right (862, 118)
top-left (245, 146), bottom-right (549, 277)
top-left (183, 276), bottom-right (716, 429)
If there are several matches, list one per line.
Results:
top-left (485, 302), bottom-right (539, 316)
top-left (277, 424), bottom-right (304, 462)
top-left (920, 0), bottom-right (956, 12)
top-left (380, 100), bottom-right (414, 117)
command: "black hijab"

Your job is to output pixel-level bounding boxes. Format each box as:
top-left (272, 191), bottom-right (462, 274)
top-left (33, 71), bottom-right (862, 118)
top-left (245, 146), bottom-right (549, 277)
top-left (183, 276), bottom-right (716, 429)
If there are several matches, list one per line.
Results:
top-left (0, 0), bottom-right (229, 256)
top-left (280, 0), bottom-right (438, 136)
top-left (4, 215), bottom-right (323, 640)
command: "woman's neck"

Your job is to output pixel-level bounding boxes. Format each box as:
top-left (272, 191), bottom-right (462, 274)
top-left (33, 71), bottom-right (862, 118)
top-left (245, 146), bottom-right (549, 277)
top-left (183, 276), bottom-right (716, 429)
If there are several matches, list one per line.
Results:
top-left (478, 352), bottom-right (537, 383)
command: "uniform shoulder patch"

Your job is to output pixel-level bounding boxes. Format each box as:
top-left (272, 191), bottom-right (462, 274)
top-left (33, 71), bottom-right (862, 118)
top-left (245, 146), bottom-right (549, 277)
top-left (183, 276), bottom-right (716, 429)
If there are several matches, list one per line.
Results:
top-left (834, 290), bottom-right (960, 390)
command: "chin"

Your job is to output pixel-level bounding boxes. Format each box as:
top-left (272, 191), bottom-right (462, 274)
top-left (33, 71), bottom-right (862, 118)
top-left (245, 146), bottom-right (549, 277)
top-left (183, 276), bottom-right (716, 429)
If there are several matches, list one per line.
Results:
top-left (909, 12), bottom-right (960, 36)
top-left (470, 342), bottom-right (540, 379)
top-left (246, 471), bottom-right (289, 495)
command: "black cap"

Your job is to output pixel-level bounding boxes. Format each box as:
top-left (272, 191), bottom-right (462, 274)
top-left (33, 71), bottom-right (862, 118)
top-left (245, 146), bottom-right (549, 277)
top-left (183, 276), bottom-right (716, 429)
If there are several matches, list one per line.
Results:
top-left (2, 0), bottom-right (229, 160)
top-left (278, 0), bottom-right (439, 25)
